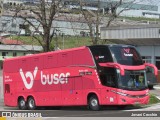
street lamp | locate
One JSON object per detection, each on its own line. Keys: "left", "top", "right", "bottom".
{"left": 62, "top": 33, "right": 65, "bottom": 49}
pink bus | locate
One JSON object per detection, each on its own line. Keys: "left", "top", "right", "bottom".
{"left": 3, "top": 45, "right": 158, "bottom": 110}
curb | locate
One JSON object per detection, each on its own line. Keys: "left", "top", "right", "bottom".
{"left": 154, "top": 86, "right": 160, "bottom": 90}
{"left": 156, "top": 96, "right": 160, "bottom": 100}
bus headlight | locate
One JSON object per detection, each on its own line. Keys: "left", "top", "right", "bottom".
{"left": 116, "top": 92, "right": 128, "bottom": 96}
{"left": 145, "top": 92, "right": 149, "bottom": 96}
{"left": 111, "top": 90, "right": 128, "bottom": 96}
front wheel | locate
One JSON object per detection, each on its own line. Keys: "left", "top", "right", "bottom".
{"left": 88, "top": 95, "right": 100, "bottom": 111}
{"left": 27, "top": 97, "right": 36, "bottom": 110}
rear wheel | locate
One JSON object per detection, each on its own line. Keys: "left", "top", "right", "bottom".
{"left": 88, "top": 95, "right": 100, "bottom": 111}
{"left": 18, "top": 97, "right": 27, "bottom": 110}
{"left": 27, "top": 97, "right": 36, "bottom": 110}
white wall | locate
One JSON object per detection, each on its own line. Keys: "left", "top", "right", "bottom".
{"left": 137, "top": 45, "right": 160, "bottom": 64}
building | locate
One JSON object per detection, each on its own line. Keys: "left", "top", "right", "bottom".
{"left": 3, "top": 0, "right": 160, "bottom": 18}
{"left": 100, "top": 24, "right": 160, "bottom": 83}
{"left": 3, "top": 0, "right": 24, "bottom": 5}
{"left": 117, "top": 1, "right": 160, "bottom": 18}
{"left": 0, "top": 15, "right": 92, "bottom": 36}
{"left": 63, "top": 0, "right": 160, "bottom": 18}
{"left": 0, "top": 44, "right": 42, "bottom": 69}
{"left": 103, "top": 38, "right": 160, "bottom": 83}
{"left": 100, "top": 24, "right": 160, "bottom": 40}
{"left": 0, "top": 37, "right": 24, "bottom": 44}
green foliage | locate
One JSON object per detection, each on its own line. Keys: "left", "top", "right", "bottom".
{"left": 9, "top": 35, "right": 41, "bottom": 45}
{"left": 8, "top": 35, "right": 93, "bottom": 50}
{"left": 58, "top": 36, "right": 92, "bottom": 49}
{"left": 149, "top": 94, "right": 160, "bottom": 105}
{"left": 9, "top": 35, "right": 115, "bottom": 49}
{"left": 120, "top": 16, "right": 160, "bottom": 22}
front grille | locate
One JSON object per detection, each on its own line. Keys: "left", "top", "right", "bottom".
{"left": 128, "top": 94, "right": 147, "bottom": 98}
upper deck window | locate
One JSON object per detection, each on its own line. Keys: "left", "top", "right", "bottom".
{"left": 109, "top": 46, "right": 143, "bottom": 66}
{"left": 89, "top": 46, "right": 113, "bottom": 64}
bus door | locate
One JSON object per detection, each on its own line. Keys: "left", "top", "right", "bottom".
{"left": 74, "top": 77, "right": 83, "bottom": 105}
{"left": 61, "top": 77, "right": 84, "bottom": 105}
{"left": 100, "top": 67, "right": 118, "bottom": 104}
{"left": 61, "top": 77, "right": 75, "bottom": 105}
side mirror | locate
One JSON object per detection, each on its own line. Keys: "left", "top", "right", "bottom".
{"left": 144, "top": 63, "right": 158, "bottom": 76}
{"left": 99, "top": 62, "right": 125, "bottom": 76}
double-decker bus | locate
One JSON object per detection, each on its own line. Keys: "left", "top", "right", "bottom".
{"left": 3, "top": 45, "right": 158, "bottom": 110}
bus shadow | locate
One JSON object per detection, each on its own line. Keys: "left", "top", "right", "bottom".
{"left": 35, "top": 105, "right": 144, "bottom": 111}
{"left": 3, "top": 105, "right": 145, "bottom": 111}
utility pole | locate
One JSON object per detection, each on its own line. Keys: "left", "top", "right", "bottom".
{"left": 62, "top": 33, "right": 64, "bottom": 49}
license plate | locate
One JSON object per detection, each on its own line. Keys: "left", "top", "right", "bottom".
{"left": 134, "top": 102, "right": 140, "bottom": 105}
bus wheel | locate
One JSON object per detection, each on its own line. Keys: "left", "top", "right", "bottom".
{"left": 27, "top": 97, "right": 36, "bottom": 110}
{"left": 88, "top": 95, "right": 100, "bottom": 111}
{"left": 18, "top": 97, "right": 27, "bottom": 110}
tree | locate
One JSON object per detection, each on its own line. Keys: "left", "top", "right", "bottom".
{"left": 78, "top": 0, "right": 135, "bottom": 45}
{"left": 15, "top": 0, "right": 63, "bottom": 52}
{"left": 0, "top": 0, "right": 3, "bottom": 16}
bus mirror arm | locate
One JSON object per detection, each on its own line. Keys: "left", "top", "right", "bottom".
{"left": 144, "top": 63, "right": 158, "bottom": 76}
{"left": 99, "top": 62, "right": 125, "bottom": 76}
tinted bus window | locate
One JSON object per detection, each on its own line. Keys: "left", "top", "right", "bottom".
{"left": 89, "top": 46, "right": 113, "bottom": 64}
{"left": 99, "top": 68, "right": 117, "bottom": 88}
{"left": 109, "top": 46, "right": 143, "bottom": 65}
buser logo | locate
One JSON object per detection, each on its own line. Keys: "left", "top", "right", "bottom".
{"left": 19, "top": 67, "right": 71, "bottom": 89}
{"left": 19, "top": 67, "right": 38, "bottom": 89}
{"left": 123, "top": 48, "right": 130, "bottom": 53}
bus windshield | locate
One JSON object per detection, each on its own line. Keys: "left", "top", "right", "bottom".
{"left": 117, "top": 70, "right": 148, "bottom": 91}
{"left": 109, "top": 46, "right": 143, "bottom": 65}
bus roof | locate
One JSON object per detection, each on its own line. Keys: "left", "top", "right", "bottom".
{"left": 4, "top": 44, "right": 135, "bottom": 62}
{"left": 4, "top": 46, "right": 87, "bottom": 62}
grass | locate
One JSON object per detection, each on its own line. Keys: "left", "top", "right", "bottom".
{"left": 120, "top": 16, "right": 160, "bottom": 22}
{"left": 149, "top": 94, "right": 160, "bottom": 105}
{"left": 9, "top": 35, "right": 92, "bottom": 48}
{"left": 8, "top": 35, "right": 113, "bottom": 50}
{"left": 57, "top": 36, "right": 92, "bottom": 49}
{"left": 9, "top": 35, "right": 41, "bottom": 45}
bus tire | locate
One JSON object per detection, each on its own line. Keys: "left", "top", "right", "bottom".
{"left": 88, "top": 95, "right": 100, "bottom": 111}
{"left": 27, "top": 97, "right": 36, "bottom": 110}
{"left": 18, "top": 97, "right": 27, "bottom": 110}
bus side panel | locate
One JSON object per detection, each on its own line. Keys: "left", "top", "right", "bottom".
{"left": 100, "top": 87, "right": 118, "bottom": 105}
{"left": 32, "top": 78, "right": 62, "bottom": 106}
{"left": 72, "top": 48, "right": 95, "bottom": 66}
{"left": 3, "top": 47, "right": 97, "bottom": 107}
{"left": 3, "top": 79, "right": 17, "bottom": 106}
{"left": 3, "top": 68, "right": 19, "bottom": 106}
{"left": 61, "top": 76, "right": 85, "bottom": 106}
{"left": 74, "top": 77, "right": 84, "bottom": 105}
{"left": 61, "top": 77, "right": 75, "bottom": 105}
{"left": 28, "top": 61, "right": 62, "bottom": 106}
